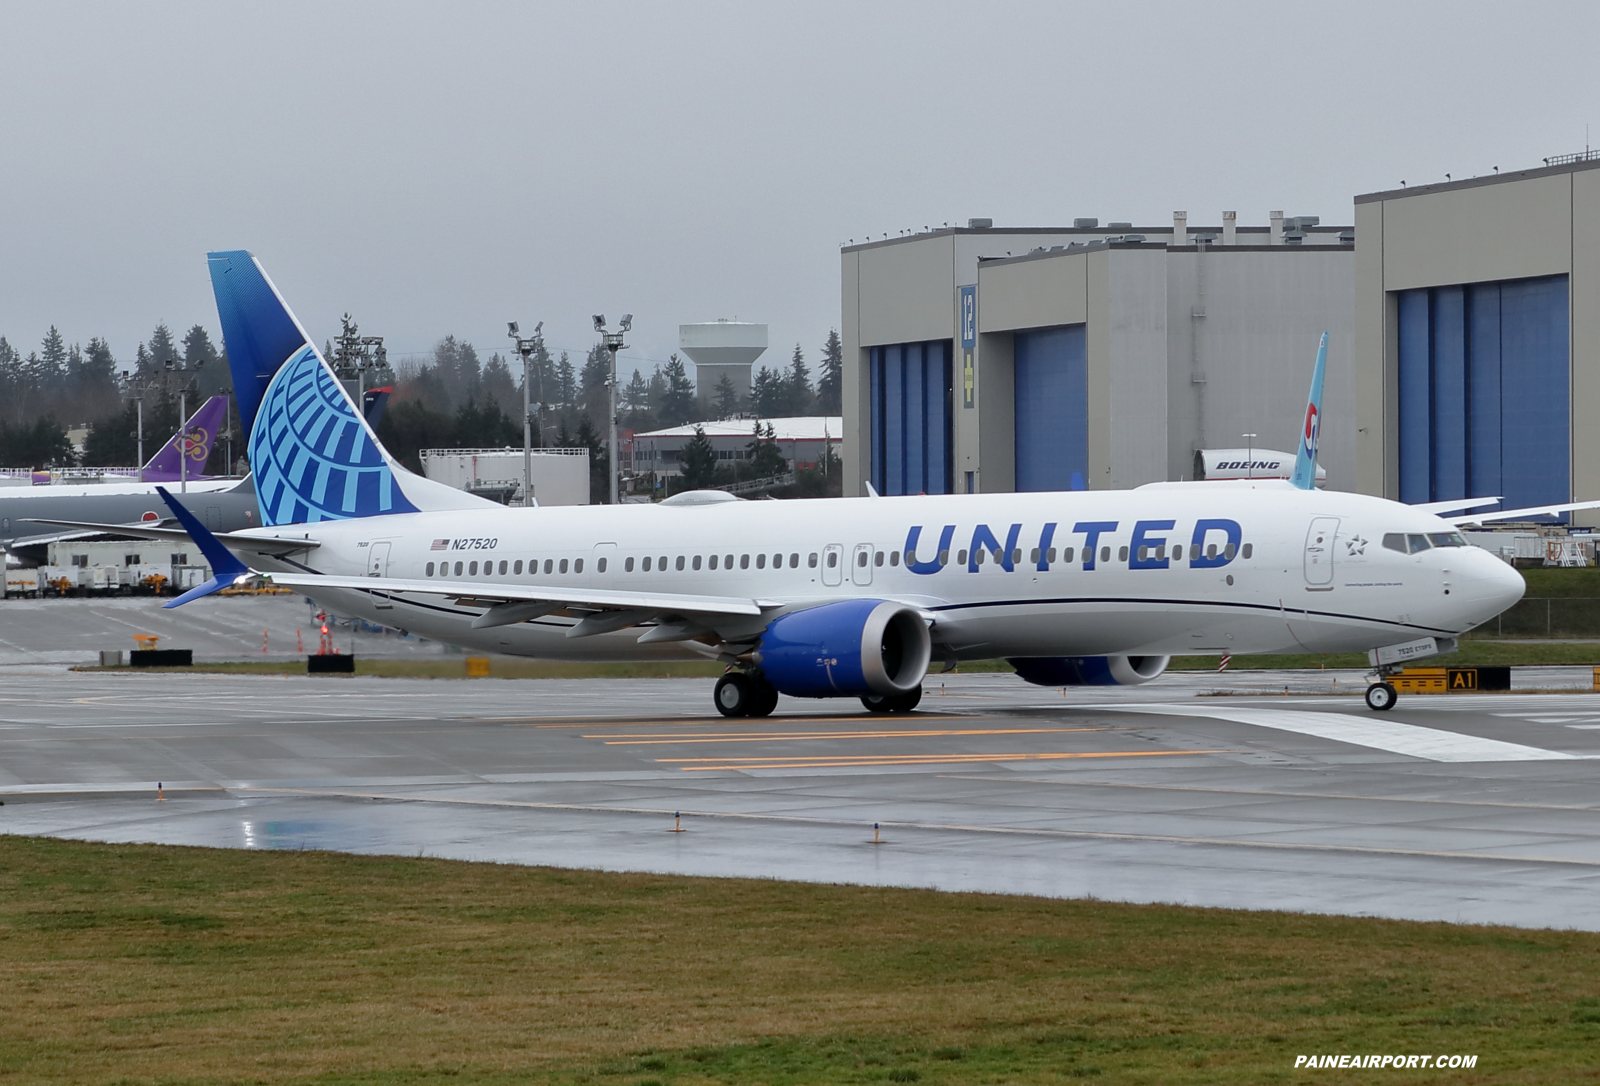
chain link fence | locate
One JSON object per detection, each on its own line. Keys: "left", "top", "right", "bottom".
{"left": 1468, "top": 598, "right": 1600, "bottom": 638}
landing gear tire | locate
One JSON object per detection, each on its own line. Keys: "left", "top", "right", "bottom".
{"left": 861, "top": 687, "right": 923, "bottom": 714}
{"left": 747, "top": 682, "right": 779, "bottom": 718}
{"left": 1365, "top": 682, "right": 1398, "bottom": 711}
{"left": 714, "top": 673, "right": 752, "bottom": 717}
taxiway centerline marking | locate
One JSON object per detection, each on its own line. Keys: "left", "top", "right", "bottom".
{"left": 665, "top": 750, "right": 1230, "bottom": 770}
{"left": 591, "top": 726, "right": 1123, "bottom": 744}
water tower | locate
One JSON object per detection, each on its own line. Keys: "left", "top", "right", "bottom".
{"left": 679, "top": 320, "right": 768, "bottom": 410}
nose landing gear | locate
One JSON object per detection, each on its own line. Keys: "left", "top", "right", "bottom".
{"left": 1364, "top": 681, "right": 1398, "bottom": 711}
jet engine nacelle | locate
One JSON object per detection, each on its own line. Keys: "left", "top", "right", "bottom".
{"left": 756, "top": 599, "right": 932, "bottom": 698}
{"left": 1009, "top": 654, "right": 1170, "bottom": 686}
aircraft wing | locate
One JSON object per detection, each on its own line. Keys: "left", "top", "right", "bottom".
{"left": 26, "top": 518, "right": 321, "bottom": 555}
{"left": 1414, "top": 497, "right": 1502, "bottom": 515}
{"left": 259, "top": 571, "right": 763, "bottom": 635}
{"left": 1448, "top": 499, "right": 1600, "bottom": 526}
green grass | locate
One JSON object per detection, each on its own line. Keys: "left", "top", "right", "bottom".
{"left": 0, "top": 837, "right": 1595, "bottom": 1083}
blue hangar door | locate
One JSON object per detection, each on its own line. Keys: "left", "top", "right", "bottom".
{"left": 1397, "top": 274, "right": 1569, "bottom": 513}
{"left": 869, "top": 340, "right": 952, "bottom": 495}
{"left": 1014, "top": 325, "right": 1088, "bottom": 491}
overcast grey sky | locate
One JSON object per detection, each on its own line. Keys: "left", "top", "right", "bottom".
{"left": 1, "top": 1, "right": 1595, "bottom": 383}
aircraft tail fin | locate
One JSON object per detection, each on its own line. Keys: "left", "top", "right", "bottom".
{"left": 206, "top": 250, "right": 490, "bottom": 527}
{"left": 142, "top": 394, "right": 228, "bottom": 480}
{"left": 1289, "top": 332, "right": 1328, "bottom": 491}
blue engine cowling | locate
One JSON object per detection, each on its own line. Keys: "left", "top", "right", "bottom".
{"left": 756, "top": 599, "right": 932, "bottom": 698}
{"left": 1008, "top": 655, "right": 1170, "bottom": 686}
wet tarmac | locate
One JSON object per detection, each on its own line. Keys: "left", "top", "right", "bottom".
{"left": 4, "top": 665, "right": 1600, "bottom": 930}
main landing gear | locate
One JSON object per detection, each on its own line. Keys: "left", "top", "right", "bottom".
{"left": 861, "top": 688, "right": 922, "bottom": 714}
{"left": 1364, "top": 681, "right": 1398, "bottom": 711}
{"left": 713, "top": 672, "right": 779, "bottom": 718}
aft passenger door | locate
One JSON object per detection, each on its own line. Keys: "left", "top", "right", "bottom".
{"left": 822, "top": 543, "right": 844, "bottom": 586}
{"left": 367, "top": 541, "right": 393, "bottom": 609}
{"left": 1303, "top": 517, "right": 1338, "bottom": 589}
{"left": 851, "top": 543, "right": 873, "bottom": 586}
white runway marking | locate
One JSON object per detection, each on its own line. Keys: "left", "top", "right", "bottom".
{"left": 1092, "top": 704, "right": 1580, "bottom": 762}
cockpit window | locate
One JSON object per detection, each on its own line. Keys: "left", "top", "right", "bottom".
{"left": 1406, "top": 534, "right": 1431, "bottom": 554}
{"left": 1382, "top": 533, "right": 1407, "bottom": 553}
{"left": 1428, "top": 532, "right": 1467, "bottom": 548}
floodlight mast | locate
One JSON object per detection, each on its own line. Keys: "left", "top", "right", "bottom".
{"left": 593, "top": 314, "right": 629, "bottom": 504}
{"left": 508, "top": 320, "right": 545, "bottom": 507}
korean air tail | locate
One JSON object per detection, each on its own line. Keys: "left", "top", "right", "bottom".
{"left": 207, "top": 250, "right": 488, "bottom": 527}
{"left": 141, "top": 394, "right": 228, "bottom": 481}
{"left": 1289, "top": 332, "right": 1328, "bottom": 491}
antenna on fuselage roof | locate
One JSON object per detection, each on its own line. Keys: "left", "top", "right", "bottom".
{"left": 1290, "top": 332, "right": 1329, "bottom": 491}
{"left": 864, "top": 481, "right": 881, "bottom": 498}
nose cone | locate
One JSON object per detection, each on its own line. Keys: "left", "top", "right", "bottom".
{"left": 1462, "top": 547, "right": 1526, "bottom": 615}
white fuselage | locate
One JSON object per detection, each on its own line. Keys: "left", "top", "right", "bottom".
{"left": 241, "top": 482, "right": 1525, "bottom": 663}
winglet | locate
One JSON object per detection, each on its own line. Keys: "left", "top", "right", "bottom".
{"left": 1290, "top": 332, "right": 1328, "bottom": 491}
{"left": 155, "top": 486, "right": 253, "bottom": 608}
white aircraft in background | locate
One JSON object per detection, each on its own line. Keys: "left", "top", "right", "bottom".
{"left": 116, "top": 251, "right": 1574, "bottom": 715}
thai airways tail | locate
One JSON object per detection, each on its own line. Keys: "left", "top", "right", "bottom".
{"left": 1289, "top": 332, "right": 1328, "bottom": 491}
{"left": 206, "top": 250, "right": 489, "bottom": 527}
{"left": 141, "top": 394, "right": 228, "bottom": 481}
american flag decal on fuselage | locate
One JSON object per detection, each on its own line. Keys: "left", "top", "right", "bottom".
{"left": 431, "top": 539, "right": 450, "bottom": 550}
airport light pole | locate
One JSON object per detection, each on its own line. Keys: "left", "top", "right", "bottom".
{"left": 508, "top": 321, "right": 545, "bottom": 507}
{"left": 593, "top": 313, "right": 631, "bottom": 505}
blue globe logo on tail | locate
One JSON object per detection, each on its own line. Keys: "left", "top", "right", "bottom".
{"left": 250, "top": 346, "right": 418, "bottom": 525}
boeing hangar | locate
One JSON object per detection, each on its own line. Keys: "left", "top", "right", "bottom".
{"left": 842, "top": 153, "right": 1600, "bottom": 525}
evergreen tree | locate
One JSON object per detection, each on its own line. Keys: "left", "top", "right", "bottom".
{"left": 679, "top": 425, "right": 718, "bottom": 489}
{"left": 82, "top": 399, "right": 141, "bottom": 466}
{"left": 574, "top": 414, "right": 609, "bottom": 503}
{"left": 816, "top": 328, "right": 843, "bottom": 414}
{"left": 555, "top": 351, "right": 576, "bottom": 409}
{"left": 646, "top": 364, "right": 667, "bottom": 418}
{"left": 658, "top": 355, "right": 695, "bottom": 428}
{"left": 480, "top": 352, "right": 518, "bottom": 415}
{"left": 751, "top": 365, "right": 785, "bottom": 418}
{"left": 146, "top": 322, "right": 180, "bottom": 372}
{"left": 0, "top": 338, "right": 23, "bottom": 424}
{"left": 712, "top": 374, "right": 739, "bottom": 419}
{"left": 0, "top": 416, "right": 74, "bottom": 468}
{"left": 579, "top": 342, "right": 612, "bottom": 424}
{"left": 785, "top": 343, "right": 812, "bottom": 415}
{"left": 183, "top": 325, "right": 218, "bottom": 369}
{"left": 38, "top": 326, "right": 67, "bottom": 395}
{"left": 747, "top": 420, "right": 786, "bottom": 477}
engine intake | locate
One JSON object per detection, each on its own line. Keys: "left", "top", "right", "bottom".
{"left": 756, "top": 599, "right": 932, "bottom": 698}
{"left": 1008, "top": 655, "right": 1170, "bottom": 687}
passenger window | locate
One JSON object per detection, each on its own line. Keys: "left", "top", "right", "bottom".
{"left": 594, "top": 558, "right": 603, "bottom": 573}
{"left": 560, "top": 558, "right": 569, "bottom": 574}
{"left": 544, "top": 559, "right": 554, "bottom": 574}
{"left": 740, "top": 554, "right": 750, "bottom": 569}
{"left": 484, "top": 564, "right": 493, "bottom": 578}
{"left": 426, "top": 562, "right": 435, "bottom": 576}
{"left": 1100, "top": 546, "right": 1110, "bottom": 563}
{"left": 499, "top": 560, "right": 507, "bottom": 575}
{"left": 469, "top": 561, "right": 479, "bottom": 576}
{"left": 1060, "top": 547, "right": 1071, "bottom": 563}
{"left": 1224, "top": 544, "right": 1236, "bottom": 560}
{"left": 1118, "top": 546, "right": 1129, "bottom": 562}
{"left": 791, "top": 553, "right": 800, "bottom": 568}
{"left": 724, "top": 554, "right": 733, "bottom": 567}
{"left": 890, "top": 551, "right": 899, "bottom": 566}
{"left": 1012, "top": 548, "right": 1021, "bottom": 564}
{"left": 1030, "top": 548, "right": 1040, "bottom": 564}
{"left": 827, "top": 552, "right": 838, "bottom": 568}
{"left": 1171, "top": 545, "right": 1182, "bottom": 561}
{"left": 1206, "top": 544, "right": 1217, "bottom": 559}
{"left": 1156, "top": 545, "right": 1166, "bottom": 561}
{"left": 958, "top": 549, "right": 968, "bottom": 565}
{"left": 937, "top": 549, "right": 949, "bottom": 565}
{"left": 1407, "top": 534, "right": 1431, "bottom": 554}
{"left": 874, "top": 551, "right": 884, "bottom": 566}
{"left": 515, "top": 560, "right": 523, "bottom": 575}
{"left": 975, "top": 549, "right": 987, "bottom": 566}
{"left": 1241, "top": 543, "right": 1252, "bottom": 559}
{"left": 808, "top": 553, "right": 818, "bottom": 568}
{"left": 693, "top": 555, "right": 703, "bottom": 570}
{"left": 642, "top": 556, "right": 651, "bottom": 572}
{"left": 625, "top": 557, "right": 634, "bottom": 572}
{"left": 676, "top": 555, "right": 685, "bottom": 571}
{"left": 756, "top": 553, "right": 766, "bottom": 569}
{"left": 1137, "top": 546, "right": 1149, "bottom": 562}
{"left": 856, "top": 551, "right": 868, "bottom": 567}
{"left": 709, "top": 554, "right": 719, "bottom": 570}
{"left": 454, "top": 561, "right": 463, "bottom": 576}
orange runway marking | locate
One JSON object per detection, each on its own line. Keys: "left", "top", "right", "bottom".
{"left": 590, "top": 726, "right": 1123, "bottom": 745}
{"left": 664, "top": 750, "right": 1232, "bottom": 771}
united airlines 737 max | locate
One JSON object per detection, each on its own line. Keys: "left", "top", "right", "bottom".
{"left": 139, "top": 251, "right": 1559, "bottom": 715}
